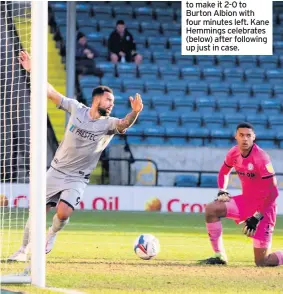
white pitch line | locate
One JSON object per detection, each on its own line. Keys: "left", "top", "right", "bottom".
{"left": 47, "top": 287, "right": 85, "bottom": 294}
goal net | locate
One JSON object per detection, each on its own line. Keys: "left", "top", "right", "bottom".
{"left": 0, "top": 1, "right": 47, "bottom": 286}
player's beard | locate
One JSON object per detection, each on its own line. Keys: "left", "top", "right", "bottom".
{"left": 98, "top": 106, "right": 109, "bottom": 116}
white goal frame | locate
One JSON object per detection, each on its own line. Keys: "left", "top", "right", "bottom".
{"left": 0, "top": 0, "right": 47, "bottom": 287}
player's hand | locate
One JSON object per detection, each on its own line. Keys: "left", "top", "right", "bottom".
{"left": 215, "top": 189, "right": 231, "bottom": 202}
{"left": 130, "top": 93, "right": 143, "bottom": 113}
{"left": 243, "top": 212, "right": 264, "bottom": 237}
{"left": 18, "top": 51, "right": 31, "bottom": 72}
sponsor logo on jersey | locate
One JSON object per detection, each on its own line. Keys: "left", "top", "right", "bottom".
{"left": 265, "top": 163, "right": 274, "bottom": 174}
{"left": 248, "top": 163, "right": 254, "bottom": 170}
{"left": 236, "top": 170, "right": 255, "bottom": 178}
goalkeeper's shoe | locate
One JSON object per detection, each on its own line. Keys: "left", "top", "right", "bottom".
{"left": 45, "top": 227, "right": 57, "bottom": 254}
{"left": 7, "top": 246, "right": 29, "bottom": 262}
{"left": 198, "top": 253, "right": 227, "bottom": 265}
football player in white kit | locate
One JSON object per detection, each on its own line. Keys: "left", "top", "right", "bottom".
{"left": 8, "top": 51, "right": 143, "bottom": 261}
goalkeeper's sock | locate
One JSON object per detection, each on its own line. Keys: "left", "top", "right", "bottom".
{"left": 206, "top": 221, "right": 227, "bottom": 260}
{"left": 21, "top": 217, "right": 30, "bottom": 248}
{"left": 274, "top": 251, "right": 283, "bottom": 265}
{"left": 51, "top": 213, "right": 69, "bottom": 233}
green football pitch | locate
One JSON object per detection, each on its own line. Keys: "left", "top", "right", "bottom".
{"left": 2, "top": 211, "right": 283, "bottom": 293}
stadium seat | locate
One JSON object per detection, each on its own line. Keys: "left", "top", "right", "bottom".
{"left": 203, "top": 113, "right": 224, "bottom": 129}
{"left": 116, "top": 63, "right": 137, "bottom": 78}
{"left": 126, "top": 125, "right": 144, "bottom": 144}
{"left": 134, "top": 7, "right": 153, "bottom": 21}
{"left": 137, "top": 111, "right": 158, "bottom": 126}
{"left": 167, "top": 81, "right": 187, "bottom": 96}
{"left": 258, "top": 55, "right": 279, "bottom": 69}
{"left": 161, "top": 23, "right": 181, "bottom": 37}
{"left": 210, "top": 83, "right": 230, "bottom": 98}
{"left": 138, "top": 64, "right": 158, "bottom": 79}
{"left": 273, "top": 41, "right": 283, "bottom": 54}
{"left": 51, "top": 2, "right": 67, "bottom": 11}
{"left": 202, "top": 68, "right": 223, "bottom": 82}
{"left": 269, "top": 115, "right": 283, "bottom": 131}
{"left": 181, "top": 113, "right": 202, "bottom": 128}
{"left": 181, "top": 67, "right": 201, "bottom": 81}
{"left": 196, "top": 56, "right": 216, "bottom": 67}
{"left": 152, "top": 97, "right": 173, "bottom": 112}
{"left": 217, "top": 99, "right": 238, "bottom": 114}
{"left": 252, "top": 84, "right": 273, "bottom": 99}
{"left": 210, "top": 129, "right": 233, "bottom": 147}
{"left": 273, "top": 85, "right": 283, "bottom": 99}
{"left": 159, "top": 66, "right": 180, "bottom": 80}
{"left": 174, "top": 174, "right": 199, "bottom": 187}
{"left": 79, "top": 76, "right": 100, "bottom": 87}
{"left": 225, "top": 113, "right": 246, "bottom": 129}
{"left": 123, "top": 79, "right": 145, "bottom": 93}
{"left": 152, "top": 52, "right": 173, "bottom": 65}
{"left": 101, "top": 78, "right": 123, "bottom": 92}
{"left": 260, "top": 100, "right": 281, "bottom": 115}
{"left": 159, "top": 112, "right": 180, "bottom": 127}
{"left": 266, "top": 69, "right": 283, "bottom": 85}
{"left": 237, "top": 56, "right": 257, "bottom": 69}
{"left": 147, "top": 36, "right": 167, "bottom": 50}
{"left": 174, "top": 99, "right": 194, "bottom": 113}
{"left": 155, "top": 8, "right": 174, "bottom": 22}
{"left": 145, "top": 81, "right": 166, "bottom": 95}
{"left": 125, "top": 21, "right": 140, "bottom": 35}
{"left": 196, "top": 97, "right": 216, "bottom": 114}
{"left": 165, "top": 127, "right": 188, "bottom": 145}
{"left": 246, "top": 114, "right": 268, "bottom": 130}
{"left": 113, "top": 95, "right": 130, "bottom": 110}
{"left": 188, "top": 128, "right": 210, "bottom": 146}
{"left": 188, "top": 82, "right": 208, "bottom": 97}
{"left": 231, "top": 84, "right": 251, "bottom": 98}
{"left": 216, "top": 56, "right": 236, "bottom": 68}
{"left": 245, "top": 68, "right": 266, "bottom": 84}
{"left": 239, "top": 100, "right": 259, "bottom": 114}
{"left": 140, "top": 21, "right": 160, "bottom": 36}
{"left": 256, "top": 130, "right": 277, "bottom": 148}
{"left": 144, "top": 126, "right": 166, "bottom": 144}
{"left": 276, "top": 131, "right": 283, "bottom": 148}
{"left": 97, "top": 62, "right": 116, "bottom": 77}
{"left": 134, "top": 35, "right": 147, "bottom": 49}
{"left": 174, "top": 53, "right": 194, "bottom": 66}
{"left": 200, "top": 173, "right": 218, "bottom": 188}
{"left": 112, "top": 6, "right": 133, "bottom": 19}
{"left": 224, "top": 68, "right": 244, "bottom": 83}
{"left": 92, "top": 6, "right": 112, "bottom": 20}
{"left": 168, "top": 37, "right": 181, "bottom": 50}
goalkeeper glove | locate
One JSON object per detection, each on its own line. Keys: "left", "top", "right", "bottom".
{"left": 243, "top": 212, "right": 264, "bottom": 237}
{"left": 215, "top": 189, "right": 231, "bottom": 202}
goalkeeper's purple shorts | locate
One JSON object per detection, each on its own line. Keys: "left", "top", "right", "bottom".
{"left": 225, "top": 195, "right": 277, "bottom": 249}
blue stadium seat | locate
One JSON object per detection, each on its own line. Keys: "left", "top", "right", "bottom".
{"left": 203, "top": 112, "right": 224, "bottom": 129}
{"left": 165, "top": 127, "right": 188, "bottom": 145}
{"left": 125, "top": 21, "right": 140, "bottom": 35}
{"left": 161, "top": 23, "right": 181, "bottom": 37}
{"left": 231, "top": 84, "right": 251, "bottom": 98}
{"left": 147, "top": 37, "right": 167, "bottom": 50}
{"left": 167, "top": 81, "right": 187, "bottom": 96}
{"left": 134, "top": 35, "right": 147, "bottom": 49}
{"left": 138, "top": 64, "right": 158, "bottom": 79}
{"left": 217, "top": 99, "right": 238, "bottom": 114}
{"left": 137, "top": 111, "right": 158, "bottom": 126}
{"left": 239, "top": 100, "right": 259, "bottom": 114}
{"left": 110, "top": 136, "right": 124, "bottom": 145}
{"left": 145, "top": 81, "right": 166, "bottom": 95}
{"left": 237, "top": 56, "right": 257, "bottom": 69}
{"left": 97, "top": 62, "right": 116, "bottom": 77}
{"left": 210, "top": 83, "right": 230, "bottom": 98}
{"left": 210, "top": 129, "right": 233, "bottom": 147}
{"left": 196, "top": 98, "right": 216, "bottom": 114}
{"left": 174, "top": 99, "right": 194, "bottom": 113}
{"left": 258, "top": 55, "right": 279, "bottom": 69}
{"left": 159, "top": 66, "right": 180, "bottom": 80}
{"left": 152, "top": 97, "right": 173, "bottom": 112}
{"left": 274, "top": 41, "right": 283, "bottom": 54}
{"left": 79, "top": 76, "right": 100, "bottom": 87}
{"left": 181, "top": 113, "right": 202, "bottom": 128}
{"left": 140, "top": 21, "right": 160, "bottom": 36}
{"left": 112, "top": 7, "right": 133, "bottom": 19}
{"left": 152, "top": 52, "right": 173, "bottom": 65}
{"left": 196, "top": 56, "right": 216, "bottom": 67}
{"left": 112, "top": 108, "right": 128, "bottom": 119}
{"left": 224, "top": 68, "right": 244, "bottom": 83}
{"left": 246, "top": 114, "right": 268, "bottom": 130}
{"left": 202, "top": 68, "right": 223, "bottom": 82}
{"left": 159, "top": 112, "right": 180, "bottom": 127}
{"left": 123, "top": 79, "right": 145, "bottom": 93}
{"left": 252, "top": 85, "right": 273, "bottom": 99}
{"left": 188, "top": 128, "right": 210, "bottom": 146}
{"left": 101, "top": 78, "right": 123, "bottom": 92}
{"left": 82, "top": 88, "right": 93, "bottom": 103}
{"left": 188, "top": 82, "right": 208, "bottom": 97}
{"left": 216, "top": 56, "right": 236, "bottom": 68}
{"left": 269, "top": 115, "right": 283, "bottom": 131}
{"left": 155, "top": 8, "right": 174, "bottom": 22}
{"left": 76, "top": 3, "right": 91, "bottom": 13}
{"left": 260, "top": 100, "right": 281, "bottom": 115}
{"left": 200, "top": 173, "right": 218, "bottom": 188}
{"left": 174, "top": 174, "right": 199, "bottom": 187}
{"left": 168, "top": 37, "right": 181, "bottom": 51}
{"left": 116, "top": 63, "right": 137, "bottom": 78}
{"left": 245, "top": 68, "right": 266, "bottom": 84}
{"left": 181, "top": 67, "right": 201, "bottom": 81}
{"left": 134, "top": 7, "right": 153, "bottom": 21}
{"left": 98, "top": 20, "right": 117, "bottom": 31}
{"left": 92, "top": 6, "right": 112, "bottom": 20}
{"left": 126, "top": 125, "right": 144, "bottom": 144}
{"left": 86, "top": 32, "right": 104, "bottom": 44}
{"left": 225, "top": 113, "right": 246, "bottom": 129}
{"left": 144, "top": 126, "right": 166, "bottom": 144}
{"left": 266, "top": 69, "right": 283, "bottom": 85}
{"left": 273, "top": 85, "right": 283, "bottom": 99}
{"left": 174, "top": 53, "right": 194, "bottom": 66}
{"left": 113, "top": 95, "right": 130, "bottom": 110}
{"left": 256, "top": 130, "right": 277, "bottom": 149}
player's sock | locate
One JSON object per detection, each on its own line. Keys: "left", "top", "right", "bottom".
{"left": 51, "top": 213, "right": 69, "bottom": 233}
{"left": 21, "top": 217, "right": 30, "bottom": 248}
{"left": 274, "top": 251, "right": 283, "bottom": 265}
{"left": 206, "top": 221, "right": 227, "bottom": 260}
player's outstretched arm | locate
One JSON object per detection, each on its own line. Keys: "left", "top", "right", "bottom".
{"left": 19, "top": 51, "right": 62, "bottom": 106}
{"left": 116, "top": 93, "right": 143, "bottom": 133}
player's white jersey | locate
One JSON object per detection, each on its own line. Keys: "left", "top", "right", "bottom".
{"left": 50, "top": 97, "right": 119, "bottom": 178}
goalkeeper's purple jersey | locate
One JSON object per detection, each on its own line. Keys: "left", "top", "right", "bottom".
{"left": 50, "top": 96, "right": 119, "bottom": 178}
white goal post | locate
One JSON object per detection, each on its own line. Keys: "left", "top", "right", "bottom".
{"left": 0, "top": 0, "right": 47, "bottom": 287}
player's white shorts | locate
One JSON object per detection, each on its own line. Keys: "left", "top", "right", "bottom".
{"left": 46, "top": 167, "right": 88, "bottom": 210}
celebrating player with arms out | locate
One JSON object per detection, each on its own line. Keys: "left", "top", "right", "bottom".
{"left": 200, "top": 122, "right": 283, "bottom": 267}
{"left": 9, "top": 51, "right": 143, "bottom": 261}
